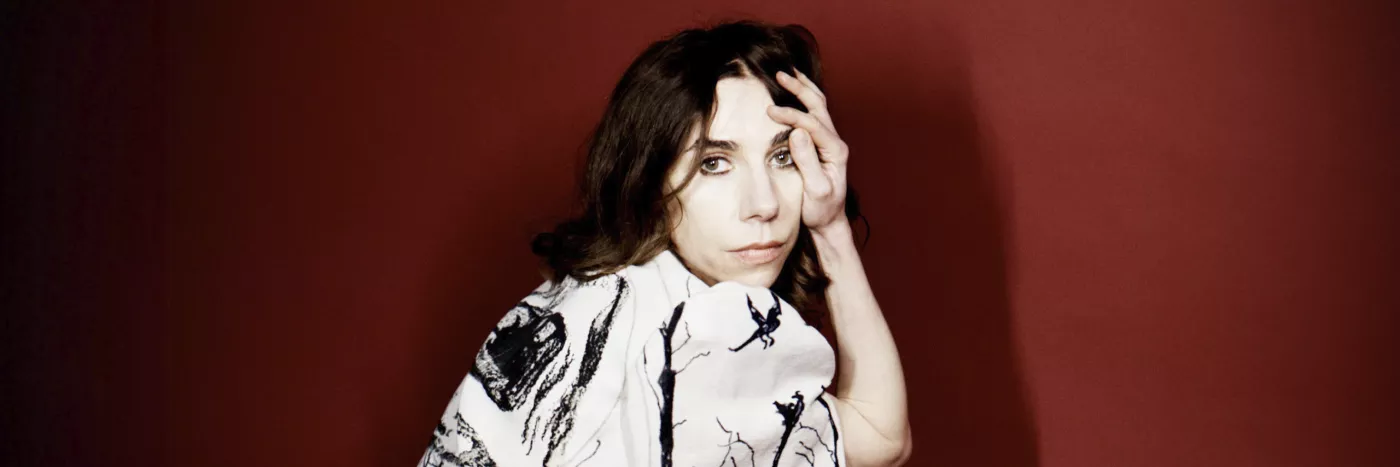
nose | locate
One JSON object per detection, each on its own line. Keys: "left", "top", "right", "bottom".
{"left": 740, "top": 166, "right": 780, "bottom": 222}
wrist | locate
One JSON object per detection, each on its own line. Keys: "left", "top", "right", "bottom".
{"left": 810, "top": 217, "right": 853, "bottom": 244}
{"left": 809, "top": 218, "right": 860, "bottom": 269}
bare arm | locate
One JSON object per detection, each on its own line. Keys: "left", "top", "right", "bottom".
{"left": 813, "top": 219, "right": 912, "bottom": 467}
{"left": 765, "top": 69, "right": 912, "bottom": 466}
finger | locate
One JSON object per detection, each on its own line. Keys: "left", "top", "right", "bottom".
{"left": 788, "top": 128, "right": 833, "bottom": 199}
{"left": 777, "top": 70, "right": 826, "bottom": 104}
{"left": 767, "top": 105, "right": 848, "bottom": 163}
{"left": 776, "top": 71, "right": 831, "bottom": 129}
{"left": 776, "top": 71, "right": 833, "bottom": 130}
{"left": 793, "top": 70, "right": 826, "bottom": 101}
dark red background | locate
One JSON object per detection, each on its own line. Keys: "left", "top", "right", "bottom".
{"left": 6, "top": 0, "right": 1397, "bottom": 466}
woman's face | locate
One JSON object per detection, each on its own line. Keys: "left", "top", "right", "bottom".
{"left": 666, "top": 76, "right": 804, "bottom": 288}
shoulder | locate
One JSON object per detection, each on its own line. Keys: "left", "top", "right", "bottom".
{"left": 523, "top": 273, "right": 632, "bottom": 317}
{"left": 470, "top": 273, "right": 632, "bottom": 411}
{"left": 428, "top": 272, "right": 636, "bottom": 464}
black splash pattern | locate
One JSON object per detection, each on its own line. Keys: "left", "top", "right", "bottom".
{"left": 526, "top": 274, "right": 618, "bottom": 309}
{"left": 575, "top": 439, "right": 604, "bottom": 466}
{"left": 657, "top": 298, "right": 715, "bottom": 467}
{"left": 522, "top": 347, "right": 572, "bottom": 453}
{"left": 539, "top": 277, "right": 629, "bottom": 465}
{"left": 470, "top": 301, "right": 566, "bottom": 411}
{"left": 729, "top": 291, "right": 783, "bottom": 352}
{"left": 657, "top": 301, "right": 686, "bottom": 467}
{"left": 421, "top": 413, "right": 496, "bottom": 467}
{"left": 795, "top": 440, "right": 817, "bottom": 466}
{"left": 814, "top": 392, "right": 841, "bottom": 466}
{"left": 657, "top": 302, "right": 713, "bottom": 466}
{"left": 716, "top": 418, "right": 757, "bottom": 467}
{"left": 786, "top": 386, "right": 840, "bottom": 466}
{"left": 527, "top": 280, "right": 572, "bottom": 310}
{"left": 771, "top": 391, "right": 806, "bottom": 467}
{"left": 793, "top": 421, "right": 838, "bottom": 466}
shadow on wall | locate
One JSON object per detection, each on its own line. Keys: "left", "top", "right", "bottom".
{"left": 833, "top": 23, "right": 1040, "bottom": 466}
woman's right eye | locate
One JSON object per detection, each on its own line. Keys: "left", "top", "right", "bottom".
{"left": 700, "top": 156, "right": 732, "bottom": 175}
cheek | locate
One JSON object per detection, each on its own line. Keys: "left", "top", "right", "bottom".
{"left": 685, "top": 182, "right": 741, "bottom": 223}
{"left": 668, "top": 186, "right": 725, "bottom": 248}
{"left": 777, "top": 172, "right": 805, "bottom": 209}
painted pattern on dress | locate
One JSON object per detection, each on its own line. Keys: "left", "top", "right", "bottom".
{"left": 470, "top": 301, "right": 566, "bottom": 411}
{"left": 421, "top": 250, "right": 843, "bottom": 466}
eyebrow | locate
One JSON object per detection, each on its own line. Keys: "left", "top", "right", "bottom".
{"left": 689, "top": 128, "right": 794, "bottom": 153}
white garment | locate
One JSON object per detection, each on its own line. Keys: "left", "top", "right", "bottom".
{"left": 420, "top": 249, "right": 846, "bottom": 467}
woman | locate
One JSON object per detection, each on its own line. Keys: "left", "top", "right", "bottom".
{"left": 420, "top": 20, "right": 910, "bottom": 467}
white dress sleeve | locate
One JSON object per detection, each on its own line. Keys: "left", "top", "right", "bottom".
{"left": 631, "top": 281, "right": 846, "bottom": 467}
{"left": 418, "top": 249, "right": 846, "bottom": 467}
{"left": 419, "top": 274, "right": 635, "bottom": 467}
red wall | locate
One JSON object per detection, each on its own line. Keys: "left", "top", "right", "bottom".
{"left": 8, "top": 0, "right": 1397, "bottom": 466}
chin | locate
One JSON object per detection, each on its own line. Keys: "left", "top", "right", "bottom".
{"left": 727, "top": 266, "right": 782, "bottom": 289}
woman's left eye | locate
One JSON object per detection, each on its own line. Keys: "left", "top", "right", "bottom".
{"left": 771, "top": 150, "right": 794, "bottom": 168}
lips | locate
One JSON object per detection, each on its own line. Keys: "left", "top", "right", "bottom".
{"left": 732, "top": 241, "right": 785, "bottom": 265}
{"left": 733, "top": 241, "right": 783, "bottom": 251}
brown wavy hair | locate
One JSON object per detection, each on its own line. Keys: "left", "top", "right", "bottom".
{"left": 531, "top": 20, "right": 865, "bottom": 327}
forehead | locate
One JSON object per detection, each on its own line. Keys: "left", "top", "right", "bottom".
{"left": 706, "top": 77, "right": 787, "bottom": 143}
